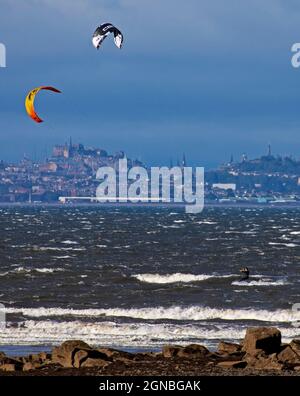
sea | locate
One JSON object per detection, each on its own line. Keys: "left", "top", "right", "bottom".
{"left": 0, "top": 205, "right": 300, "bottom": 356}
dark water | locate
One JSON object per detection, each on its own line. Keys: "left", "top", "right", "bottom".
{"left": 0, "top": 205, "right": 300, "bottom": 353}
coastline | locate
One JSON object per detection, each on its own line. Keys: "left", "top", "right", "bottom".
{"left": 1, "top": 201, "right": 300, "bottom": 209}
{"left": 1, "top": 327, "right": 300, "bottom": 376}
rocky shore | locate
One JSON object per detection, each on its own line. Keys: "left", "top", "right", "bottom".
{"left": 1, "top": 327, "right": 300, "bottom": 376}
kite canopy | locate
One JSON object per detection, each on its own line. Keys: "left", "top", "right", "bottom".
{"left": 25, "top": 86, "right": 61, "bottom": 123}
{"left": 92, "top": 23, "right": 123, "bottom": 50}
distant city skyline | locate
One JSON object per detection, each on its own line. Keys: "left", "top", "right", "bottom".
{"left": 0, "top": 138, "right": 295, "bottom": 170}
{"left": 0, "top": 138, "right": 298, "bottom": 172}
{"left": 1, "top": 137, "right": 300, "bottom": 204}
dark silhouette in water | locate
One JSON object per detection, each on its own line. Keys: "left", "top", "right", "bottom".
{"left": 240, "top": 267, "right": 250, "bottom": 281}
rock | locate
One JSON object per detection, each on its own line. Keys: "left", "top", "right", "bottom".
{"left": 23, "top": 362, "right": 42, "bottom": 371}
{"left": 38, "top": 352, "right": 51, "bottom": 361}
{"left": 28, "top": 354, "right": 40, "bottom": 362}
{"left": 97, "top": 348, "right": 134, "bottom": 361}
{"left": 244, "top": 352, "right": 284, "bottom": 370}
{"left": 23, "top": 362, "right": 34, "bottom": 371}
{"left": 290, "top": 340, "right": 300, "bottom": 356}
{"left": 28, "top": 352, "right": 51, "bottom": 363}
{"left": 218, "top": 342, "right": 242, "bottom": 355}
{"left": 73, "top": 349, "right": 89, "bottom": 369}
{"left": 242, "top": 327, "right": 281, "bottom": 355}
{"left": 162, "top": 345, "right": 184, "bottom": 358}
{"left": 278, "top": 345, "right": 300, "bottom": 364}
{"left": 0, "top": 357, "right": 23, "bottom": 370}
{"left": 243, "top": 351, "right": 263, "bottom": 365}
{"left": 72, "top": 348, "right": 111, "bottom": 368}
{"left": 80, "top": 358, "right": 110, "bottom": 368}
{"left": 52, "top": 340, "right": 91, "bottom": 368}
{"left": 0, "top": 352, "right": 7, "bottom": 365}
{"left": 15, "top": 357, "right": 28, "bottom": 364}
{"left": 217, "top": 361, "right": 247, "bottom": 369}
{"left": 163, "top": 344, "right": 209, "bottom": 359}
{"left": 133, "top": 352, "right": 160, "bottom": 362}
{"left": 0, "top": 364, "right": 17, "bottom": 372}
{"left": 293, "top": 366, "right": 300, "bottom": 371}
{"left": 177, "top": 344, "right": 210, "bottom": 359}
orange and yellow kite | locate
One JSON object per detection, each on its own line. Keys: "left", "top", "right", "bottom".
{"left": 25, "top": 86, "right": 61, "bottom": 123}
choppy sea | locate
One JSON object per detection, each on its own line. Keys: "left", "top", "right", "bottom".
{"left": 0, "top": 205, "right": 300, "bottom": 355}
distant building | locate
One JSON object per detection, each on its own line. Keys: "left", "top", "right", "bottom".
{"left": 39, "top": 162, "right": 58, "bottom": 173}
{"left": 212, "top": 183, "right": 236, "bottom": 191}
{"left": 53, "top": 145, "right": 69, "bottom": 158}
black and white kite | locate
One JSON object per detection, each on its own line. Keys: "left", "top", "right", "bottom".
{"left": 92, "top": 23, "right": 123, "bottom": 50}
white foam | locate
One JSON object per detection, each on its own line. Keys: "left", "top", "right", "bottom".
{"left": 133, "top": 273, "right": 235, "bottom": 284}
{"left": 39, "top": 247, "right": 86, "bottom": 251}
{"left": 3, "top": 305, "right": 300, "bottom": 324}
{"left": 0, "top": 320, "right": 298, "bottom": 348}
{"left": 195, "top": 221, "right": 217, "bottom": 225}
{"left": 0, "top": 267, "right": 65, "bottom": 276}
{"left": 133, "top": 273, "right": 213, "bottom": 284}
{"left": 232, "top": 279, "right": 288, "bottom": 287}
{"left": 35, "top": 268, "right": 65, "bottom": 273}
{"left": 269, "top": 242, "right": 298, "bottom": 247}
{"left": 53, "top": 255, "right": 72, "bottom": 259}
{"left": 61, "top": 240, "right": 78, "bottom": 245}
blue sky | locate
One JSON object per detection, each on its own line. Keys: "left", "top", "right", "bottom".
{"left": 1, "top": 0, "right": 300, "bottom": 167}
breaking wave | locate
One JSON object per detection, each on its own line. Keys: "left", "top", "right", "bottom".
{"left": 0, "top": 319, "right": 299, "bottom": 348}
{"left": 3, "top": 305, "right": 300, "bottom": 324}
{"left": 0, "top": 267, "right": 65, "bottom": 277}
{"left": 132, "top": 273, "right": 235, "bottom": 284}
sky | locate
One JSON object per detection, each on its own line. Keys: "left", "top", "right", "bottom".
{"left": 1, "top": 0, "right": 300, "bottom": 168}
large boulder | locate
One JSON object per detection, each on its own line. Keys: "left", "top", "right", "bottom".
{"left": 218, "top": 342, "right": 242, "bottom": 355}
{"left": 177, "top": 344, "right": 210, "bottom": 359}
{"left": 163, "top": 344, "right": 209, "bottom": 359}
{"left": 242, "top": 327, "right": 281, "bottom": 355}
{"left": 277, "top": 345, "right": 300, "bottom": 365}
{"left": 52, "top": 340, "right": 92, "bottom": 368}
{"left": 73, "top": 350, "right": 90, "bottom": 369}
{"left": 73, "top": 348, "right": 110, "bottom": 368}
{"left": 162, "top": 344, "right": 210, "bottom": 359}
{"left": 162, "top": 345, "right": 184, "bottom": 358}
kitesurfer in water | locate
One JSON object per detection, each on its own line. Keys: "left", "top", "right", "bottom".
{"left": 239, "top": 266, "right": 250, "bottom": 281}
